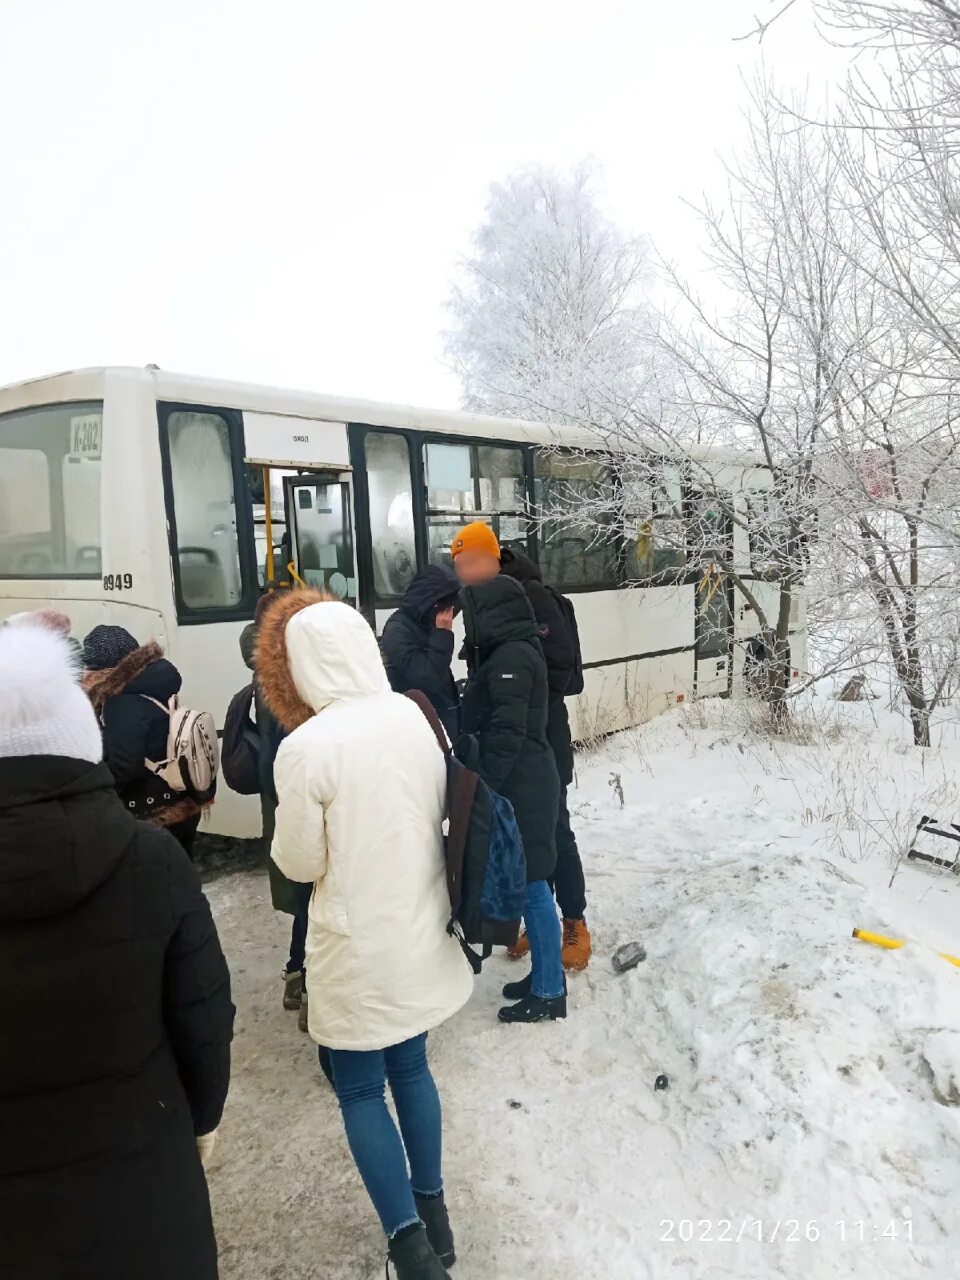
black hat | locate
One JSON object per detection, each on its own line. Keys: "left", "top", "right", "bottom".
{"left": 82, "top": 624, "right": 139, "bottom": 671}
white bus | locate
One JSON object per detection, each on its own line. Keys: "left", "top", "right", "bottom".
{"left": 0, "top": 366, "right": 806, "bottom": 837}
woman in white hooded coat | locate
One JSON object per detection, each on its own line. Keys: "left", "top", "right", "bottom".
{"left": 256, "top": 590, "right": 472, "bottom": 1280}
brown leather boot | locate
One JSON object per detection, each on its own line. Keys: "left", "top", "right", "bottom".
{"left": 506, "top": 930, "right": 529, "bottom": 961}
{"left": 562, "top": 918, "right": 592, "bottom": 971}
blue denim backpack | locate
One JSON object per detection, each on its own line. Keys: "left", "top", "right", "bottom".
{"left": 406, "top": 690, "right": 527, "bottom": 973}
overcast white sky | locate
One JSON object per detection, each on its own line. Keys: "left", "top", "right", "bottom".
{"left": 0, "top": 0, "right": 848, "bottom": 409}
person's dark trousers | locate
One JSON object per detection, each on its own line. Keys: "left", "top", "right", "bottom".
{"left": 287, "top": 909, "right": 308, "bottom": 978}
{"left": 166, "top": 813, "right": 202, "bottom": 860}
{"left": 550, "top": 785, "right": 586, "bottom": 920}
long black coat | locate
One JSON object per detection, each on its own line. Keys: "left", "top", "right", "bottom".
{"left": 499, "top": 548, "right": 578, "bottom": 786}
{"left": 460, "top": 576, "right": 560, "bottom": 883}
{"left": 239, "top": 623, "right": 307, "bottom": 917}
{"left": 239, "top": 622, "right": 286, "bottom": 805}
{"left": 381, "top": 565, "right": 461, "bottom": 742}
{"left": 0, "top": 758, "right": 234, "bottom": 1280}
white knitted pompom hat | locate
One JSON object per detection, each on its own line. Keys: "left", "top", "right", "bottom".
{"left": 0, "top": 623, "right": 103, "bottom": 763}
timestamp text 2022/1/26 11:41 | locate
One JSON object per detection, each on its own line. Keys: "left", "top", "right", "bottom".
{"left": 658, "top": 1219, "right": 914, "bottom": 1245}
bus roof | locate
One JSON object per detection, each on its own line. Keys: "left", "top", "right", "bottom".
{"left": 0, "top": 365, "right": 762, "bottom": 465}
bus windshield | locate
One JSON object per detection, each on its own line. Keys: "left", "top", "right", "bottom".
{"left": 0, "top": 401, "right": 103, "bottom": 579}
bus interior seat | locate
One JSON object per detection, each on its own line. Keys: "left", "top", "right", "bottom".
{"left": 75, "top": 546, "right": 102, "bottom": 574}
{"left": 19, "top": 551, "right": 54, "bottom": 574}
{"left": 178, "top": 546, "right": 226, "bottom": 607}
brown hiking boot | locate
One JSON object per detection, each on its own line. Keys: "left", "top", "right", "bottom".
{"left": 562, "top": 918, "right": 592, "bottom": 971}
{"left": 506, "top": 929, "right": 529, "bottom": 961}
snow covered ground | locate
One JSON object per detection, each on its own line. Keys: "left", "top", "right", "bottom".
{"left": 204, "top": 698, "right": 960, "bottom": 1280}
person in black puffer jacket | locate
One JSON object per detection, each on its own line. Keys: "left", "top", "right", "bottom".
{"left": 381, "top": 565, "right": 461, "bottom": 743}
{"left": 239, "top": 611, "right": 287, "bottom": 845}
{"left": 240, "top": 606, "right": 314, "bottom": 1032}
{"left": 499, "top": 547, "right": 592, "bottom": 970}
{"left": 240, "top": 600, "right": 332, "bottom": 1082}
{"left": 457, "top": 564, "right": 565, "bottom": 1025}
{"left": 82, "top": 625, "right": 202, "bottom": 856}
{"left": 0, "top": 622, "right": 234, "bottom": 1280}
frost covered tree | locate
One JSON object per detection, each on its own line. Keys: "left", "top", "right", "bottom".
{"left": 813, "top": 0, "right": 960, "bottom": 742}
{"left": 445, "top": 164, "right": 655, "bottom": 426}
{"left": 554, "top": 92, "right": 852, "bottom": 725}
{"left": 813, "top": 346, "right": 960, "bottom": 746}
{"left": 820, "top": 0, "right": 960, "bottom": 48}
{"left": 821, "top": 1, "right": 960, "bottom": 376}
{"left": 738, "top": 0, "right": 960, "bottom": 46}
{"left": 733, "top": 2, "right": 960, "bottom": 741}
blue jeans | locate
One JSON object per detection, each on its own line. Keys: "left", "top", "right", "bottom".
{"left": 328, "top": 1033, "right": 443, "bottom": 1238}
{"left": 525, "top": 878, "right": 564, "bottom": 999}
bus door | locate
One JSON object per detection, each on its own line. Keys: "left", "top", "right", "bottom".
{"left": 692, "top": 496, "right": 734, "bottom": 697}
{"left": 695, "top": 565, "right": 734, "bottom": 697}
{"left": 282, "top": 472, "right": 357, "bottom": 605}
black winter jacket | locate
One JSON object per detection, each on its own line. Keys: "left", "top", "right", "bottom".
{"left": 239, "top": 624, "right": 308, "bottom": 917}
{"left": 460, "top": 576, "right": 560, "bottom": 883}
{"left": 239, "top": 622, "right": 286, "bottom": 805}
{"left": 499, "top": 548, "right": 578, "bottom": 786}
{"left": 382, "top": 565, "right": 461, "bottom": 742}
{"left": 0, "top": 757, "right": 234, "bottom": 1280}
{"left": 84, "top": 642, "right": 199, "bottom": 826}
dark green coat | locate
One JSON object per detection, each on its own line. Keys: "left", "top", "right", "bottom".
{"left": 460, "top": 576, "right": 560, "bottom": 883}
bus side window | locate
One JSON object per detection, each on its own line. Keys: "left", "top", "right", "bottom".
{"left": 478, "top": 445, "right": 526, "bottom": 558}
{"left": 364, "top": 432, "right": 416, "bottom": 598}
{"left": 423, "top": 440, "right": 527, "bottom": 566}
{"left": 164, "top": 411, "right": 244, "bottom": 610}
{"left": 533, "top": 450, "right": 619, "bottom": 590}
{"left": 622, "top": 462, "right": 686, "bottom": 582}
{"left": 0, "top": 402, "right": 103, "bottom": 580}
{"left": 424, "top": 441, "right": 475, "bottom": 566}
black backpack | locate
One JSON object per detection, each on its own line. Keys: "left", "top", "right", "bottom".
{"left": 220, "top": 683, "right": 261, "bottom": 796}
{"left": 406, "top": 690, "right": 527, "bottom": 973}
{"left": 547, "top": 586, "right": 584, "bottom": 696}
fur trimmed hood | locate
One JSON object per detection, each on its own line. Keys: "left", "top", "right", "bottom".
{"left": 83, "top": 642, "right": 165, "bottom": 710}
{"left": 255, "top": 590, "right": 389, "bottom": 732}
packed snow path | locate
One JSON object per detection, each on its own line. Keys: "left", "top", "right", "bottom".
{"left": 205, "top": 705, "right": 960, "bottom": 1279}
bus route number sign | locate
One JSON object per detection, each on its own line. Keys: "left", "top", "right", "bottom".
{"left": 70, "top": 413, "right": 102, "bottom": 458}
{"left": 103, "top": 573, "right": 133, "bottom": 592}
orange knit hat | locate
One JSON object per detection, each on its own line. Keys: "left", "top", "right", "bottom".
{"left": 450, "top": 521, "right": 501, "bottom": 560}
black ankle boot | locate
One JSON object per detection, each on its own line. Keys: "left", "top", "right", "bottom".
{"left": 387, "top": 1224, "right": 448, "bottom": 1278}
{"left": 502, "top": 972, "right": 568, "bottom": 1001}
{"left": 502, "top": 972, "right": 532, "bottom": 1000}
{"left": 414, "top": 1192, "right": 455, "bottom": 1268}
{"left": 498, "top": 991, "right": 567, "bottom": 1023}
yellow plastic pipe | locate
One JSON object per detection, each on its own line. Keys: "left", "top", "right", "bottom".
{"left": 853, "top": 927, "right": 960, "bottom": 969}
{"left": 852, "top": 928, "right": 902, "bottom": 950}
{"left": 263, "top": 466, "right": 275, "bottom": 585}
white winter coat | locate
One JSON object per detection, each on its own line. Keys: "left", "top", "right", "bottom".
{"left": 270, "top": 601, "right": 473, "bottom": 1051}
